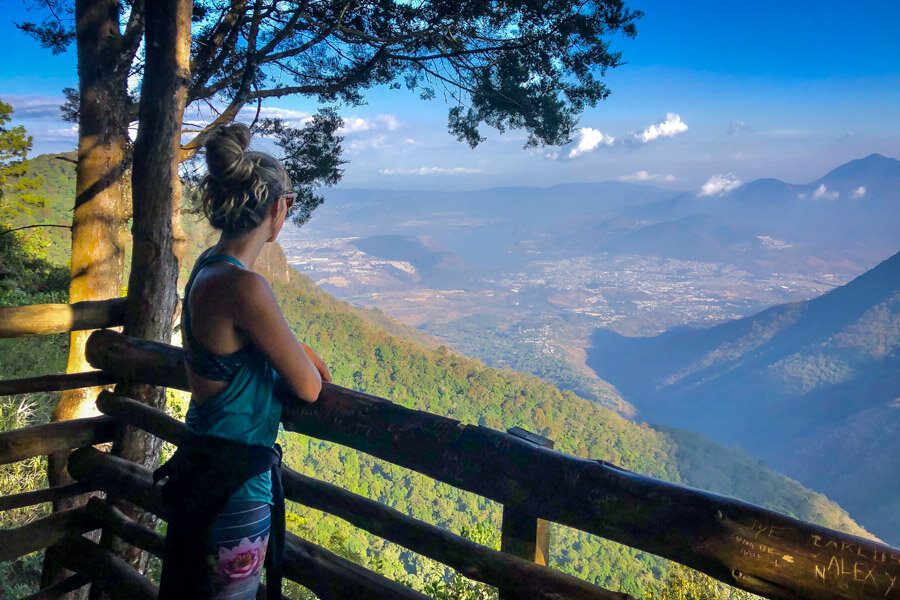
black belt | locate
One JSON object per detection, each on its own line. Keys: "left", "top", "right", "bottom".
{"left": 154, "top": 433, "right": 284, "bottom": 600}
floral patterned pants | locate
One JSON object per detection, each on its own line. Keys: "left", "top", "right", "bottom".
{"left": 205, "top": 500, "right": 271, "bottom": 599}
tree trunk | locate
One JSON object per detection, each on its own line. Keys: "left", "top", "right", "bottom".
{"left": 110, "top": 0, "right": 193, "bottom": 573}
{"left": 44, "top": 0, "right": 130, "bottom": 591}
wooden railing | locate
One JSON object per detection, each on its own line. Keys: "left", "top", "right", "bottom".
{"left": 0, "top": 303, "right": 898, "bottom": 600}
{"left": 86, "top": 330, "right": 900, "bottom": 600}
{"left": 0, "top": 299, "right": 127, "bottom": 338}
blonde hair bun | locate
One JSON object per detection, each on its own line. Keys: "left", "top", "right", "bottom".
{"left": 198, "top": 122, "right": 293, "bottom": 236}
{"left": 204, "top": 123, "right": 254, "bottom": 184}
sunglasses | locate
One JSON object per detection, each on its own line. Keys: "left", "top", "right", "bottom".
{"left": 279, "top": 192, "right": 297, "bottom": 210}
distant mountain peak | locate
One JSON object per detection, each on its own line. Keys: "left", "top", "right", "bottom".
{"left": 860, "top": 152, "right": 891, "bottom": 162}
{"left": 813, "top": 153, "right": 900, "bottom": 188}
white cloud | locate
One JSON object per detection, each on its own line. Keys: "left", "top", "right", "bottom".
{"left": 42, "top": 126, "right": 79, "bottom": 142}
{"left": 348, "top": 135, "right": 390, "bottom": 151}
{"left": 698, "top": 173, "right": 742, "bottom": 197}
{"left": 633, "top": 113, "right": 688, "bottom": 143}
{"left": 852, "top": 186, "right": 866, "bottom": 198}
{"left": 813, "top": 184, "right": 839, "bottom": 199}
{"left": 619, "top": 170, "right": 676, "bottom": 183}
{"left": 380, "top": 166, "right": 484, "bottom": 175}
{"left": 237, "top": 106, "right": 313, "bottom": 128}
{"left": 378, "top": 114, "right": 400, "bottom": 131}
{"left": 339, "top": 114, "right": 400, "bottom": 134}
{"left": 341, "top": 117, "right": 374, "bottom": 133}
{"left": 567, "top": 127, "right": 615, "bottom": 158}
{"left": 182, "top": 106, "right": 401, "bottom": 136}
{"left": 726, "top": 120, "right": 751, "bottom": 136}
{"left": 7, "top": 95, "right": 65, "bottom": 120}
{"left": 537, "top": 148, "right": 560, "bottom": 160}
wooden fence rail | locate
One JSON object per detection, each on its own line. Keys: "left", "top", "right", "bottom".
{"left": 66, "top": 448, "right": 432, "bottom": 600}
{"left": 56, "top": 535, "right": 158, "bottom": 600}
{"left": 0, "top": 480, "right": 96, "bottom": 511}
{"left": 0, "top": 506, "right": 99, "bottom": 562}
{"left": 0, "top": 416, "right": 117, "bottom": 465}
{"left": 0, "top": 298, "right": 126, "bottom": 338}
{"left": 85, "top": 329, "right": 900, "bottom": 600}
{"left": 19, "top": 574, "right": 90, "bottom": 600}
{"left": 0, "top": 371, "right": 116, "bottom": 396}
{"left": 95, "top": 391, "right": 630, "bottom": 600}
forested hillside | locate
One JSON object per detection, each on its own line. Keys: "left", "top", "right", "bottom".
{"left": 1, "top": 154, "right": 875, "bottom": 599}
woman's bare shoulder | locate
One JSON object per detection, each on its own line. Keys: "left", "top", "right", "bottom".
{"left": 190, "top": 261, "right": 268, "bottom": 308}
{"left": 195, "top": 265, "right": 274, "bottom": 315}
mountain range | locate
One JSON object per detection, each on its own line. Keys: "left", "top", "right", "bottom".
{"left": 308, "top": 153, "right": 900, "bottom": 278}
{"left": 532, "top": 154, "right": 900, "bottom": 275}
{"left": 588, "top": 251, "right": 900, "bottom": 543}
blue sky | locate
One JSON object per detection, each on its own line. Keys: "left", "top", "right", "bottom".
{"left": 2, "top": 0, "right": 899, "bottom": 191}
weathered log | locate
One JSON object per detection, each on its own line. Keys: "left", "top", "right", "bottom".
{"left": 0, "top": 481, "right": 96, "bottom": 511}
{"left": 55, "top": 536, "right": 158, "bottom": 600}
{"left": 86, "top": 331, "right": 900, "bottom": 600}
{"left": 67, "top": 448, "right": 167, "bottom": 519}
{"left": 97, "top": 391, "right": 185, "bottom": 445}
{"left": 87, "top": 329, "right": 186, "bottom": 388}
{"left": 0, "top": 416, "right": 117, "bottom": 465}
{"left": 0, "top": 372, "right": 116, "bottom": 396}
{"left": 282, "top": 461, "right": 630, "bottom": 600}
{"left": 0, "top": 507, "right": 99, "bottom": 561}
{"left": 84, "top": 497, "right": 165, "bottom": 558}
{"left": 0, "top": 299, "right": 126, "bottom": 338}
{"left": 284, "top": 530, "right": 430, "bottom": 600}
{"left": 19, "top": 574, "right": 90, "bottom": 600}
{"left": 94, "top": 392, "right": 630, "bottom": 600}
{"left": 69, "top": 447, "right": 428, "bottom": 600}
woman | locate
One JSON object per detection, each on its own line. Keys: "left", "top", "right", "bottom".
{"left": 155, "top": 123, "right": 330, "bottom": 600}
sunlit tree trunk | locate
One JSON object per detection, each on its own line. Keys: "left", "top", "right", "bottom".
{"left": 43, "top": 0, "right": 131, "bottom": 592}
{"left": 109, "top": 0, "right": 193, "bottom": 573}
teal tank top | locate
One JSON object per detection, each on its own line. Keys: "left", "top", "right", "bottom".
{"left": 183, "top": 253, "right": 283, "bottom": 505}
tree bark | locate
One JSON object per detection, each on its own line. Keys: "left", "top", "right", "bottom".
{"left": 44, "top": 1, "right": 131, "bottom": 591}
{"left": 110, "top": 0, "right": 193, "bottom": 573}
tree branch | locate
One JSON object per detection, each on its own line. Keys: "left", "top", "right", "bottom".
{"left": 0, "top": 224, "right": 72, "bottom": 236}
{"left": 117, "top": 0, "right": 145, "bottom": 75}
{"left": 189, "top": 2, "right": 248, "bottom": 94}
{"left": 250, "top": 44, "right": 389, "bottom": 101}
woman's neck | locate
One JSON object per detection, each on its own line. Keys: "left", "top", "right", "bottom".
{"left": 214, "top": 231, "right": 268, "bottom": 269}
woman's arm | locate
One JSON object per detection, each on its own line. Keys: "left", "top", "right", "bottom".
{"left": 232, "top": 270, "right": 323, "bottom": 402}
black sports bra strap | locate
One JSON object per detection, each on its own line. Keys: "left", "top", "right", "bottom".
{"left": 183, "top": 250, "right": 251, "bottom": 381}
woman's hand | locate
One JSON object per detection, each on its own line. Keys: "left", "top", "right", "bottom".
{"left": 301, "top": 343, "right": 332, "bottom": 383}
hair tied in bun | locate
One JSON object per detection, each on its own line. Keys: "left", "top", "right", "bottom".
{"left": 205, "top": 123, "right": 255, "bottom": 184}
{"left": 214, "top": 123, "right": 252, "bottom": 151}
{"left": 198, "top": 122, "right": 293, "bottom": 237}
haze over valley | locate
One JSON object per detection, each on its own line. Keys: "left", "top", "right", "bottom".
{"left": 280, "top": 154, "right": 899, "bottom": 408}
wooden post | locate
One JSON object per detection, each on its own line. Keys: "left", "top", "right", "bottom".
{"left": 499, "top": 427, "right": 554, "bottom": 599}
